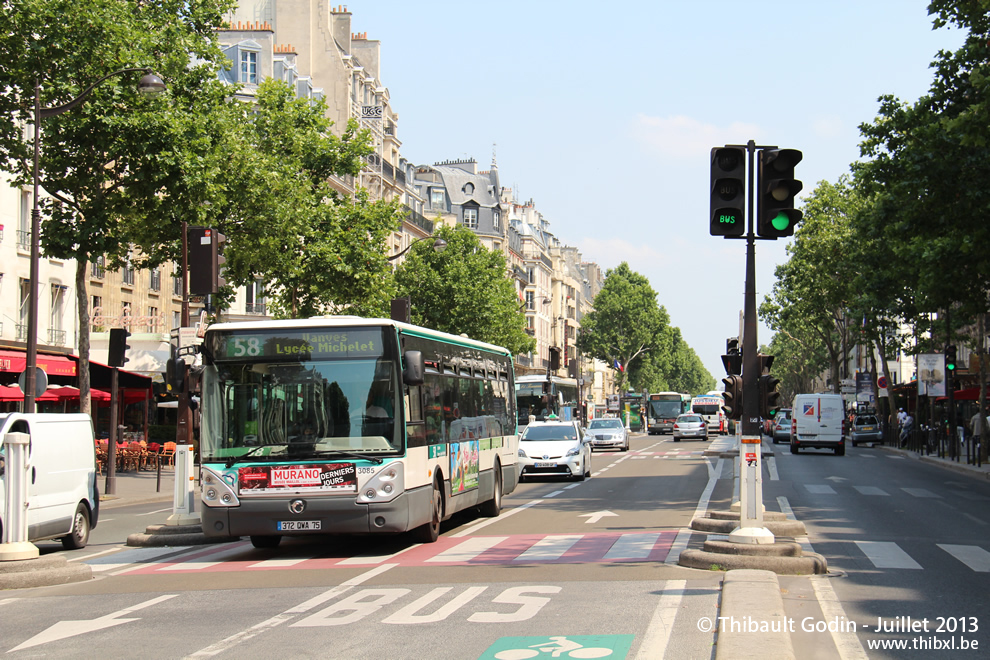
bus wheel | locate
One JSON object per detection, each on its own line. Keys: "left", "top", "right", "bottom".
{"left": 414, "top": 478, "right": 443, "bottom": 543}
{"left": 480, "top": 462, "right": 502, "bottom": 517}
{"left": 250, "top": 535, "right": 281, "bottom": 549}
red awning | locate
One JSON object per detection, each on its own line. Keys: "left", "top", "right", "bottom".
{"left": 0, "top": 384, "right": 24, "bottom": 401}
{"left": 0, "top": 349, "right": 77, "bottom": 376}
{"left": 936, "top": 387, "right": 980, "bottom": 402}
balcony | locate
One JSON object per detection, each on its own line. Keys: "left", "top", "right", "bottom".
{"left": 245, "top": 302, "right": 267, "bottom": 315}
{"left": 16, "top": 323, "right": 27, "bottom": 341}
{"left": 17, "top": 230, "right": 31, "bottom": 250}
{"left": 405, "top": 207, "right": 434, "bottom": 234}
{"left": 47, "top": 329, "right": 66, "bottom": 346}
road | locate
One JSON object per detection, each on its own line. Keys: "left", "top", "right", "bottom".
{"left": 1, "top": 432, "right": 988, "bottom": 658}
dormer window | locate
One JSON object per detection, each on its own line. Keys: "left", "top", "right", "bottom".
{"left": 463, "top": 182, "right": 475, "bottom": 195}
{"left": 241, "top": 49, "right": 258, "bottom": 84}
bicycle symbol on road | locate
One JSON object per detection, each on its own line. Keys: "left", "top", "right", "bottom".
{"left": 483, "top": 635, "right": 633, "bottom": 660}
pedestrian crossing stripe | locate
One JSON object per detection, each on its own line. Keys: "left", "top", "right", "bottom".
{"left": 104, "top": 531, "right": 679, "bottom": 576}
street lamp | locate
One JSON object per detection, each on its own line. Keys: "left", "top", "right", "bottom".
{"left": 24, "top": 68, "right": 166, "bottom": 413}
{"left": 386, "top": 236, "right": 447, "bottom": 261}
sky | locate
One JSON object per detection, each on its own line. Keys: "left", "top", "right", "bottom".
{"left": 341, "top": 0, "right": 965, "bottom": 384}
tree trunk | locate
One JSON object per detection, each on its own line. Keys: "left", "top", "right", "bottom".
{"left": 979, "top": 313, "right": 987, "bottom": 460}
{"left": 873, "top": 334, "right": 898, "bottom": 434}
{"left": 76, "top": 258, "right": 91, "bottom": 416}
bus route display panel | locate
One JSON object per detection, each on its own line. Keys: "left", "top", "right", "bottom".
{"left": 209, "top": 327, "right": 389, "bottom": 362}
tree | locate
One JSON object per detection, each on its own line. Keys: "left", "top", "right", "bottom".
{"left": 576, "top": 262, "right": 669, "bottom": 392}
{"left": 394, "top": 224, "right": 535, "bottom": 356}
{"left": 0, "top": 0, "right": 236, "bottom": 412}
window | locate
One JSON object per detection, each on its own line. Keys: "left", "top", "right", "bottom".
{"left": 91, "top": 256, "right": 105, "bottom": 279}
{"left": 463, "top": 207, "right": 478, "bottom": 229}
{"left": 525, "top": 291, "right": 534, "bottom": 311}
{"left": 493, "top": 210, "right": 500, "bottom": 231}
{"left": 150, "top": 268, "right": 161, "bottom": 291}
{"left": 17, "top": 191, "right": 30, "bottom": 249}
{"left": 18, "top": 278, "right": 30, "bottom": 324}
{"left": 430, "top": 189, "right": 445, "bottom": 211}
{"left": 246, "top": 280, "right": 266, "bottom": 315}
{"left": 92, "top": 295, "right": 104, "bottom": 332}
{"left": 122, "top": 261, "right": 135, "bottom": 286}
{"left": 528, "top": 267, "right": 535, "bottom": 284}
{"left": 148, "top": 306, "right": 159, "bottom": 330}
{"left": 240, "top": 50, "right": 258, "bottom": 84}
{"left": 172, "top": 311, "right": 181, "bottom": 330}
{"left": 173, "top": 264, "right": 183, "bottom": 296}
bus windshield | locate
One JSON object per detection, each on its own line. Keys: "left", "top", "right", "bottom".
{"left": 649, "top": 399, "right": 683, "bottom": 419}
{"left": 201, "top": 327, "right": 401, "bottom": 462}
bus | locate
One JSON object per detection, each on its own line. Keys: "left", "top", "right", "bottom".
{"left": 197, "top": 317, "right": 519, "bottom": 547}
{"left": 620, "top": 393, "right": 646, "bottom": 432}
{"left": 515, "top": 375, "right": 579, "bottom": 427}
{"left": 646, "top": 392, "right": 692, "bottom": 435}
{"left": 691, "top": 393, "right": 727, "bottom": 435}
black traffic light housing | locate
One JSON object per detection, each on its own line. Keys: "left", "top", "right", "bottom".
{"left": 165, "top": 357, "right": 187, "bottom": 393}
{"left": 188, "top": 226, "right": 227, "bottom": 295}
{"left": 759, "top": 374, "right": 782, "bottom": 419}
{"left": 108, "top": 328, "right": 130, "bottom": 368}
{"left": 945, "top": 344, "right": 957, "bottom": 373}
{"left": 757, "top": 149, "right": 803, "bottom": 238}
{"left": 710, "top": 147, "right": 746, "bottom": 237}
{"left": 722, "top": 374, "right": 743, "bottom": 420}
{"left": 549, "top": 346, "right": 561, "bottom": 371}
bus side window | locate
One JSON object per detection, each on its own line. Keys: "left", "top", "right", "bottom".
{"left": 405, "top": 385, "right": 427, "bottom": 447}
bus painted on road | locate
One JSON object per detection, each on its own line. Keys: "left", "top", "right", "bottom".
{"left": 646, "top": 392, "right": 692, "bottom": 435}
{"left": 515, "top": 375, "right": 579, "bottom": 427}
{"left": 198, "top": 317, "right": 518, "bottom": 547}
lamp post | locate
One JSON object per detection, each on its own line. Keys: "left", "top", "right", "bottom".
{"left": 24, "top": 69, "right": 165, "bottom": 413}
{"left": 386, "top": 236, "right": 447, "bottom": 261}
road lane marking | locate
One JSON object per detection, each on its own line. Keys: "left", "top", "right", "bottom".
{"left": 854, "top": 541, "right": 922, "bottom": 569}
{"left": 159, "top": 542, "right": 252, "bottom": 572}
{"left": 187, "top": 564, "right": 397, "bottom": 657}
{"left": 777, "top": 496, "right": 816, "bottom": 555}
{"left": 938, "top": 544, "right": 990, "bottom": 572}
{"left": 451, "top": 499, "right": 543, "bottom": 537}
{"left": 513, "top": 535, "right": 582, "bottom": 561}
{"left": 0, "top": 598, "right": 20, "bottom": 607}
{"left": 544, "top": 490, "right": 564, "bottom": 498}
{"left": 805, "top": 484, "right": 837, "bottom": 494}
{"left": 426, "top": 536, "right": 508, "bottom": 563}
{"left": 137, "top": 507, "right": 173, "bottom": 516}
{"left": 766, "top": 456, "right": 779, "bottom": 480}
{"left": 336, "top": 544, "right": 418, "bottom": 565}
{"left": 853, "top": 486, "right": 888, "bottom": 496}
{"left": 902, "top": 487, "right": 939, "bottom": 498}
{"left": 666, "top": 457, "right": 723, "bottom": 564}
{"left": 603, "top": 533, "right": 661, "bottom": 560}
{"left": 635, "top": 580, "right": 686, "bottom": 660}
{"left": 810, "top": 577, "right": 869, "bottom": 659}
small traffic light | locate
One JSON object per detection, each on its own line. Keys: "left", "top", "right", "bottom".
{"left": 945, "top": 345, "right": 957, "bottom": 373}
{"left": 726, "top": 337, "right": 740, "bottom": 354}
{"left": 722, "top": 374, "right": 743, "bottom": 420}
{"left": 165, "top": 357, "right": 187, "bottom": 392}
{"left": 759, "top": 374, "right": 782, "bottom": 419}
{"left": 188, "top": 226, "right": 227, "bottom": 295}
{"left": 108, "top": 328, "right": 130, "bottom": 368}
{"left": 710, "top": 147, "right": 746, "bottom": 237}
{"left": 757, "top": 149, "right": 803, "bottom": 238}
{"left": 549, "top": 346, "right": 561, "bottom": 371}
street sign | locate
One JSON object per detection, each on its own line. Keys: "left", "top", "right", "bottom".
{"left": 877, "top": 375, "right": 888, "bottom": 389}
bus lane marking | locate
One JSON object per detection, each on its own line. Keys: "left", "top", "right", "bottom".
{"left": 451, "top": 499, "right": 543, "bottom": 537}
{"left": 426, "top": 536, "right": 508, "bottom": 563}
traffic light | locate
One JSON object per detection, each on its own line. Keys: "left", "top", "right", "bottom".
{"left": 108, "top": 328, "right": 130, "bottom": 368}
{"left": 165, "top": 357, "right": 187, "bottom": 393}
{"left": 188, "top": 226, "right": 227, "bottom": 295}
{"left": 722, "top": 374, "right": 743, "bottom": 420}
{"left": 759, "top": 374, "right": 782, "bottom": 419}
{"left": 945, "top": 345, "right": 957, "bottom": 373}
{"left": 549, "top": 346, "right": 561, "bottom": 371}
{"left": 757, "top": 148, "right": 803, "bottom": 238}
{"left": 710, "top": 147, "right": 746, "bottom": 237}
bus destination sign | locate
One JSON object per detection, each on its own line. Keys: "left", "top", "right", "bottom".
{"left": 211, "top": 328, "right": 385, "bottom": 361}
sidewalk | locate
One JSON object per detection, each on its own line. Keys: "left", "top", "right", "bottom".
{"left": 877, "top": 444, "right": 990, "bottom": 480}
{"left": 98, "top": 467, "right": 175, "bottom": 509}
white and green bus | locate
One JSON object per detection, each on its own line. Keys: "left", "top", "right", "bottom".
{"left": 198, "top": 317, "right": 518, "bottom": 548}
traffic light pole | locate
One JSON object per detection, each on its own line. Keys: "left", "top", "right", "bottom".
{"left": 176, "top": 222, "right": 193, "bottom": 448}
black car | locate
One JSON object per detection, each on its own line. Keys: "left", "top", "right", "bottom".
{"left": 850, "top": 414, "right": 883, "bottom": 446}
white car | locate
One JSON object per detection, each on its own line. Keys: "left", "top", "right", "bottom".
{"left": 517, "top": 420, "right": 592, "bottom": 481}
{"left": 672, "top": 413, "right": 708, "bottom": 441}
{"left": 587, "top": 418, "right": 629, "bottom": 451}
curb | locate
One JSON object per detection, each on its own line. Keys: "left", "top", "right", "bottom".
{"left": 127, "top": 524, "right": 238, "bottom": 547}
{"left": 877, "top": 446, "right": 990, "bottom": 481}
{"left": 0, "top": 554, "right": 93, "bottom": 590}
{"left": 715, "top": 569, "right": 795, "bottom": 659}
{"left": 679, "top": 548, "right": 827, "bottom": 575}
{"left": 690, "top": 517, "right": 808, "bottom": 537}
{"left": 100, "top": 494, "right": 173, "bottom": 510}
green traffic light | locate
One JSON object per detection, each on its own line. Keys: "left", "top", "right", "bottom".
{"left": 771, "top": 212, "right": 790, "bottom": 231}
{"left": 947, "top": 363, "right": 956, "bottom": 371}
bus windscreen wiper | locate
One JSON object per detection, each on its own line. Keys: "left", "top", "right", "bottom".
{"left": 311, "top": 449, "right": 384, "bottom": 465}
{"left": 225, "top": 444, "right": 288, "bottom": 468}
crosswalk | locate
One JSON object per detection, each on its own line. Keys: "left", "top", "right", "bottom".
{"left": 853, "top": 540, "right": 990, "bottom": 572}
{"left": 595, "top": 450, "right": 706, "bottom": 459}
{"left": 802, "top": 483, "right": 989, "bottom": 500}
{"left": 85, "top": 530, "right": 680, "bottom": 576}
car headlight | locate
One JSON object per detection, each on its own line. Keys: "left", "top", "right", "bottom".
{"left": 566, "top": 446, "right": 581, "bottom": 457}
{"left": 518, "top": 448, "right": 527, "bottom": 458}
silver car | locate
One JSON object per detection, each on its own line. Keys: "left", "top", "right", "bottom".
{"left": 517, "top": 420, "right": 592, "bottom": 481}
{"left": 672, "top": 413, "right": 708, "bottom": 441}
{"left": 587, "top": 418, "right": 629, "bottom": 452}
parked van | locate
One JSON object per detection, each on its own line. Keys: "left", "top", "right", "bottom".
{"left": 0, "top": 413, "right": 100, "bottom": 548}
{"left": 790, "top": 394, "right": 845, "bottom": 455}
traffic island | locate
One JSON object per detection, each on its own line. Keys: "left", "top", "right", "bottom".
{"left": 679, "top": 510, "right": 828, "bottom": 575}
{"left": 714, "top": 569, "right": 795, "bottom": 660}
{"left": 0, "top": 554, "right": 92, "bottom": 590}
{"left": 126, "top": 523, "right": 238, "bottom": 547}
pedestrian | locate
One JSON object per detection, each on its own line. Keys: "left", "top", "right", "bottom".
{"left": 897, "top": 408, "right": 907, "bottom": 428}
{"left": 899, "top": 412, "right": 914, "bottom": 447}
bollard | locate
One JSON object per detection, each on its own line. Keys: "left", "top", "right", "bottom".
{"left": 0, "top": 431, "right": 40, "bottom": 560}
{"left": 165, "top": 444, "right": 200, "bottom": 526}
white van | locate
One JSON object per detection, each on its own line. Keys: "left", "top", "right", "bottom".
{"left": 790, "top": 394, "right": 845, "bottom": 455}
{"left": 691, "top": 395, "right": 726, "bottom": 435}
{"left": 0, "top": 413, "right": 100, "bottom": 548}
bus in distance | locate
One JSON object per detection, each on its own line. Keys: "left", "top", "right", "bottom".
{"left": 647, "top": 392, "right": 692, "bottom": 435}
{"left": 197, "top": 317, "right": 518, "bottom": 548}
{"left": 515, "top": 375, "right": 579, "bottom": 427}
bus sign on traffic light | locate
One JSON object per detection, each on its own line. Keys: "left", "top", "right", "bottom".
{"left": 710, "top": 147, "right": 746, "bottom": 237}
{"left": 757, "top": 149, "right": 803, "bottom": 238}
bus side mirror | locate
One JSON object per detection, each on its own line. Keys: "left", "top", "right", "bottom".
{"left": 403, "top": 350, "right": 425, "bottom": 386}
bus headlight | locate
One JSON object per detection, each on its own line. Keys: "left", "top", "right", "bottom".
{"left": 201, "top": 467, "right": 239, "bottom": 507}
{"left": 357, "top": 462, "right": 404, "bottom": 504}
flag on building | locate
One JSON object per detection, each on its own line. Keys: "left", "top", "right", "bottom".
{"left": 613, "top": 359, "right": 623, "bottom": 372}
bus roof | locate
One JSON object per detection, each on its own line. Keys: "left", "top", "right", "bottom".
{"left": 205, "top": 316, "right": 513, "bottom": 358}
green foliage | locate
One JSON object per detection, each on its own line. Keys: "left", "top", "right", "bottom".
{"left": 394, "top": 225, "right": 536, "bottom": 356}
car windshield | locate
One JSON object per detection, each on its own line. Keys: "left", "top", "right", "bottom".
{"left": 588, "top": 419, "right": 623, "bottom": 429}
{"left": 522, "top": 425, "right": 579, "bottom": 441}
{"left": 856, "top": 416, "right": 878, "bottom": 425}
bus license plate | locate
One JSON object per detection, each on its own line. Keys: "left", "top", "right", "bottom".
{"left": 535, "top": 461, "right": 556, "bottom": 468}
{"left": 277, "top": 520, "right": 321, "bottom": 531}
